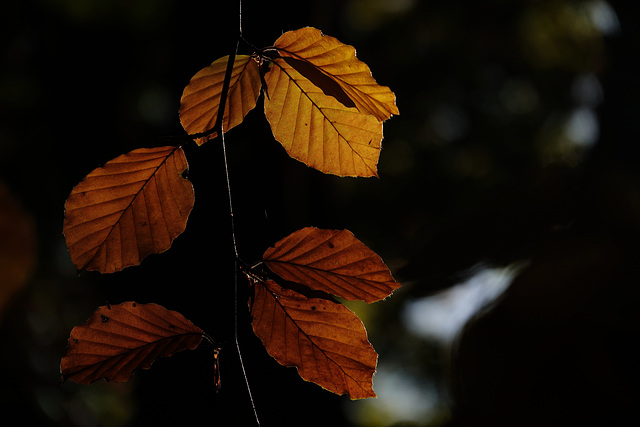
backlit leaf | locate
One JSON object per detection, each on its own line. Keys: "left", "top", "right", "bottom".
{"left": 180, "top": 55, "right": 262, "bottom": 145}
{"left": 60, "top": 302, "right": 205, "bottom": 385}
{"left": 250, "top": 279, "right": 377, "bottom": 399}
{"left": 263, "top": 227, "right": 400, "bottom": 303}
{"left": 63, "top": 146, "right": 194, "bottom": 273}
{"left": 263, "top": 60, "right": 383, "bottom": 177}
{"left": 273, "top": 27, "right": 399, "bottom": 122}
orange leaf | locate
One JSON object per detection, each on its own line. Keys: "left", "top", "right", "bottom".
{"left": 63, "top": 146, "right": 194, "bottom": 273}
{"left": 60, "top": 302, "right": 205, "bottom": 385}
{"left": 250, "top": 280, "right": 377, "bottom": 399}
{"left": 273, "top": 27, "right": 399, "bottom": 122}
{"left": 180, "top": 55, "right": 262, "bottom": 145}
{"left": 263, "top": 227, "right": 400, "bottom": 303}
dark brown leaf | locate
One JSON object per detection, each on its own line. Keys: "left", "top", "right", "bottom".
{"left": 60, "top": 302, "right": 205, "bottom": 385}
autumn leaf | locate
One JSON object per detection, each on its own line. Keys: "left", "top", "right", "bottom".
{"left": 60, "top": 302, "right": 205, "bottom": 385}
{"left": 263, "top": 227, "right": 400, "bottom": 303}
{"left": 280, "top": 56, "right": 356, "bottom": 110}
{"left": 261, "top": 27, "right": 398, "bottom": 177}
{"left": 63, "top": 146, "right": 194, "bottom": 273}
{"left": 250, "top": 279, "right": 377, "bottom": 399}
{"left": 274, "top": 27, "right": 399, "bottom": 122}
{"left": 247, "top": 227, "right": 400, "bottom": 397}
{"left": 263, "top": 62, "right": 383, "bottom": 177}
{"left": 180, "top": 55, "right": 262, "bottom": 145}
{"left": 178, "top": 28, "right": 397, "bottom": 176}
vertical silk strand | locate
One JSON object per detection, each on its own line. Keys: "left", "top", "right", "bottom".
{"left": 219, "top": 0, "right": 260, "bottom": 425}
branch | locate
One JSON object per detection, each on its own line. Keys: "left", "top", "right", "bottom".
{"left": 186, "top": 37, "right": 240, "bottom": 141}
{"left": 215, "top": 39, "right": 240, "bottom": 137}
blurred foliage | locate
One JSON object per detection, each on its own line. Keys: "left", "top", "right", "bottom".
{"left": 0, "top": 182, "right": 36, "bottom": 321}
{"left": 1, "top": 0, "right": 638, "bottom": 426}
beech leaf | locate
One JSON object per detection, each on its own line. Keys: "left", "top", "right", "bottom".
{"left": 60, "top": 302, "right": 205, "bottom": 385}
{"left": 180, "top": 55, "right": 262, "bottom": 145}
{"left": 280, "top": 56, "right": 356, "bottom": 110}
{"left": 263, "top": 227, "right": 400, "bottom": 303}
{"left": 250, "top": 279, "right": 377, "bottom": 399}
{"left": 273, "top": 27, "right": 399, "bottom": 122}
{"left": 261, "top": 25, "right": 401, "bottom": 177}
{"left": 63, "top": 146, "right": 194, "bottom": 273}
{"left": 263, "top": 60, "right": 383, "bottom": 177}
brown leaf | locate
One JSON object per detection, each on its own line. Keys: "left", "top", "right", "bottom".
{"left": 63, "top": 146, "right": 194, "bottom": 273}
{"left": 60, "top": 302, "right": 205, "bottom": 385}
{"left": 274, "top": 27, "right": 399, "bottom": 122}
{"left": 250, "top": 279, "right": 377, "bottom": 399}
{"left": 180, "top": 55, "right": 262, "bottom": 145}
{"left": 263, "top": 227, "right": 400, "bottom": 303}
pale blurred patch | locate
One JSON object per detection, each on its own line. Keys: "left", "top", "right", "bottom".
{"left": 402, "top": 264, "right": 519, "bottom": 343}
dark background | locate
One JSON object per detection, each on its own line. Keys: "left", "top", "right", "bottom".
{"left": 1, "top": 0, "right": 639, "bottom": 426}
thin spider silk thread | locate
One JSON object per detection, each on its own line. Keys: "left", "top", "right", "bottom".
{"left": 220, "top": 1, "right": 260, "bottom": 423}
{"left": 220, "top": 109, "right": 260, "bottom": 426}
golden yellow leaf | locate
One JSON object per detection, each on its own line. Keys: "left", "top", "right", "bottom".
{"left": 263, "top": 59, "right": 383, "bottom": 177}
{"left": 180, "top": 55, "right": 262, "bottom": 145}
{"left": 63, "top": 146, "right": 194, "bottom": 273}
{"left": 274, "top": 27, "right": 398, "bottom": 122}
{"left": 262, "top": 27, "right": 399, "bottom": 177}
